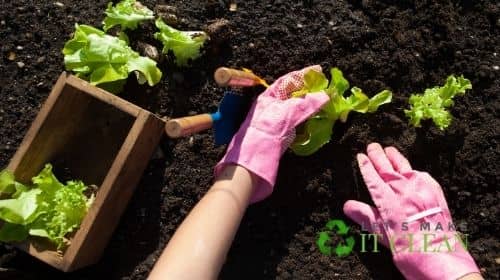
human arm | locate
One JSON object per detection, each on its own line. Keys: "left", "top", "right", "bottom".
{"left": 149, "top": 66, "right": 330, "bottom": 279}
{"left": 458, "top": 273, "right": 483, "bottom": 280}
{"left": 148, "top": 165, "right": 256, "bottom": 280}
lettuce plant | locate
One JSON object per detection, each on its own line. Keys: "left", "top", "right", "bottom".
{"left": 103, "top": 0, "right": 154, "bottom": 32}
{"left": 154, "top": 18, "right": 209, "bottom": 67}
{"left": 63, "top": 24, "right": 162, "bottom": 93}
{"left": 291, "top": 68, "right": 392, "bottom": 156}
{"left": 405, "top": 75, "right": 472, "bottom": 130}
{"left": 0, "top": 165, "right": 94, "bottom": 249}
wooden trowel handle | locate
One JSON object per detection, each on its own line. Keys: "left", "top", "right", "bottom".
{"left": 214, "top": 67, "right": 264, "bottom": 87}
{"left": 165, "top": 114, "right": 213, "bottom": 138}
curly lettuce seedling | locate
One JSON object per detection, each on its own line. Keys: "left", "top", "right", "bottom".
{"left": 154, "top": 18, "right": 209, "bottom": 67}
{"left": 405, "top": 75, "right": 472, "bottom": 130}
{"left": 0, "top": 165, "right": 94, "bottom": 249}
{"left": 63, "top": 24, "right": 162, "bottom": 93}
{"left": 103, "top": 0, "right": 154, "bottom": 32}
{"left": 291, "top": 68, "right": 392, "bottom": 156}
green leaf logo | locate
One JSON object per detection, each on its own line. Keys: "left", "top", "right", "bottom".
{"left": 316, "top": 219, "right": 355, "bottom": 257}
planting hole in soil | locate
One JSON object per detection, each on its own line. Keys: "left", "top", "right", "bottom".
{"left": 0, "top": 0, "right": 499, "bottom": 279}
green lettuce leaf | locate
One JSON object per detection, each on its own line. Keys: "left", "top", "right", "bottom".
{"left": 404, "top": 75, "right": 472, "bottom": 130}
{"left": 290, "top": 112, "right": 334, "bottom": 156}
{"left": 103, "top": 0, "right": 154, "bottom": 32}
{"left": 0, "top": 189, "right": 41, "bottom": 224}
{"left": 0, "top": 164, "right": 94, "bottom": 249}
{"left": 0, "top": 170, "right": 17, "bottom": 195}
{"left": 63, "top": 24, "right": 162, "bottom": 93}
{"left": 292, "top": 70, "right": 329, "bottom": 97}
{"left": 0, "top": 170, "right": 28, "bottom": 198}
{"left": 154, "top": 18, "right": 209, "bottom": 67}
{"left": 29, "top": 165, "right": 94, "bottom": 248}
{"left": 291, "top": 68, "right": 392, "bottom": 156}
{"left": 0, "top": 223, "right": 29, "bottom": 242}
{"left": 368, "top": 90, "right": 393, "bottom": 113}
{"left": 328, "top": 67, "right": 350, "bottom": 96}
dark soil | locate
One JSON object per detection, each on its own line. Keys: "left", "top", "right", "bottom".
{"left": 1, "top": 0, "right": 499, "bottom": 279}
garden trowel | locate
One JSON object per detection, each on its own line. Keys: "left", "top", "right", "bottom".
{"left": 165, "top": 90, "right": 251, "bottom": 145}
{"left": 214, "top": 67, "right": 269, "bottom": 88}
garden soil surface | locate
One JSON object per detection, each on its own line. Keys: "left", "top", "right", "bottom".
{"left": 0, "top": 0, "right": 499, "bottom": 279}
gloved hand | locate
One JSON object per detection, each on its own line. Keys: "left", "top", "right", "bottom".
{"left": 214, "top": 65, "right": 329, "bottom": 203}
{"left": 343, "top": 143, "right": 480, "bottom": 280}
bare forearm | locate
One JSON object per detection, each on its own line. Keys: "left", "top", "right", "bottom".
{"left": 458, "top": 273, "right": 483, "bottom": 280}
{"left": 149, "top": 165, "right": 256, "bottom": 280}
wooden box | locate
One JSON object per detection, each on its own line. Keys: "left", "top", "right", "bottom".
{"left": 6, "top": 73, "right": 165, "bottom": 271}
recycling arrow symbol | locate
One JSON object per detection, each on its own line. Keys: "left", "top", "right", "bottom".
{"left": 316, "top": 219, "right": 355, "bottom": 257}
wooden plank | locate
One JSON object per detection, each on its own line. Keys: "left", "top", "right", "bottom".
{"left": 65, "top": 75, "right": 143, "bottom": 117}
{"left": 15, "top": 242, "right": 63, "bottom": 268}
{"left": 7, "top": 73, "right": 135, "bottom": 186}
{"left": 9, "top": 85, "right": 95, "bottom": 184}
{"left": 61, "top": 110, "right": 164, "bottom": 271}
{"left": 50, "top": 95, "right": 135, "bottom": 186}
{"left": 7, "top": 72, "right": 68, "bottom": 175}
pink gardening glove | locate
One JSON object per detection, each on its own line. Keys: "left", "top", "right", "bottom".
{"left": 344, "top": 143, "right": 480, "bottom": 280}
{"left": 214, "top": 65, "right": 329, "bottom": 203}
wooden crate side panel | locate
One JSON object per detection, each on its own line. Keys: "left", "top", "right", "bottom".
{"left": 62, "top": 111, "right": 164, "bottom": 271}
{"left": 10, "top": 86, "right": 94, "bottom": 184}
{"left": 7, "top": 72, "right": 68, "bottom": 178}
{"left": 15, "top": 242, "right": 64, "bottom": 269}
{"left": 48, "top": 89, "right": 136, "bottom": 186}
{"left": 65, "top": 76, "right": 143, "bottom": 118}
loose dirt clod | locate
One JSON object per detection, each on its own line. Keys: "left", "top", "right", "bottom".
{"left": 204, "top": 18, "right": 231, "bottom": 44}
{"left": 155, "top": 4, "right": 179, "bottom": 26}
{"left": 137, "top": 42, "right": 161, "bottom": 63}
{"left": 7, "top": 52, "right": 16, "bottom": 61}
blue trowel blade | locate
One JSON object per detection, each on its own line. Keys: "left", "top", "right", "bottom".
{"left": 213, "top": 91, "right": 252, "bottom": 145}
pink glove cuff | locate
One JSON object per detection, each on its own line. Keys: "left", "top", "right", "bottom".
{"left": 214, "top": 126, "right": 283, "bottom": 203}
{"left": 394, "top": 237, "right": 480, "bottom": 280}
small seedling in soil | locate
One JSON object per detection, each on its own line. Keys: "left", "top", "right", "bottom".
{"left": 63, "top": 24, "right": 162, "bottom": 93}
{"left": 291, "top": 68, "right": 392, "bottom": 156}
{"left": 0, "top": 164, "right": 94, "bottom": 250}
{"left": 103, "top": 0, "right": 154, "bottom": 32}
{"left": 405, "top": 75, "right": 472, "bottom": 130}
{"left": 154, "top": 18, "right": 209, "bottom": 67}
